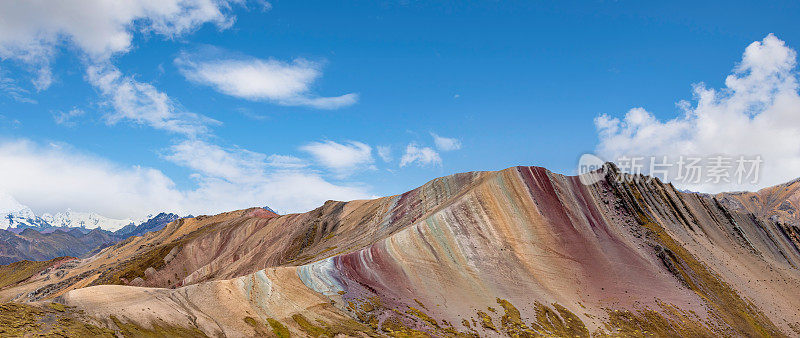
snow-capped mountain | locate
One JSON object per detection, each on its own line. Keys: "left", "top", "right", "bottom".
{"left": 40, "top": 210, "right": 137, "bottom": 231}
{"left": 1, "top": 192, "right": 138, "bottom": 231}
{"left": 115, "top": 212, "right": 181, "bottom": 238}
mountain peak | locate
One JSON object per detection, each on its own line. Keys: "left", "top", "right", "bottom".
{"left": 0, "top": 195, "right": 140, "bottom": 232}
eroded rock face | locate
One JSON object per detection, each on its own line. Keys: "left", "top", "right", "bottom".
{"left": 717, "top": 179, "right": 800, "bottom": 251}
{"left": 3, "top": 165, "right": 800, "bottom": 336}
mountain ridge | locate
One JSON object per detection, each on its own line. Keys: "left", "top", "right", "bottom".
{"left": 1, "top": 164, "right": 799, "bottom": 336}
{"left": 0, "top": 212, "right": 186, "bottom": 265}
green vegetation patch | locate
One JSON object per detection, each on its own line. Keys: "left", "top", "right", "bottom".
{"left": 615, "top": 179, "right": 785, "bottom": 336}
{"left": 110, "top": 315, "right": 208, "bottom": 337}
{"left": 267, "top": 317, "right": 291, "bottom": 338}
{"left": 292, "top": 313, "right": 377, "bottom": 337}
{"left": 0, "top": 302, "right": 115, "bottom": 337}
{"left": 380, "top": 316, "right": 431, "bottom": 338}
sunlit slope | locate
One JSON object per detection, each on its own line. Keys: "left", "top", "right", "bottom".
{"left": 4, "top": 165, "right": 799, "bottom": 336}
{"left": 0, "top": 171, "right": 486, "bottom": 302}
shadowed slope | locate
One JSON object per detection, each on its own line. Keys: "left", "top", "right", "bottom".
{"left": 0, "top": 228, "right": 118, "bottom": 265}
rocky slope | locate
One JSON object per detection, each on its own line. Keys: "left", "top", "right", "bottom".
{"left": 717, "top": 179, "right": 800, "bottom": 251}
{"left": 1, "top": 165, "right": 799, "bottom": 337}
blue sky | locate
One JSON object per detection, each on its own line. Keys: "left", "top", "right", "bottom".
{"left": 1, "top": 1, "right": 800, "bottom": 218}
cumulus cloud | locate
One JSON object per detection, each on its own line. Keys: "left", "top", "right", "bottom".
{"left": 431, "top": 132, "right": 462, "bottom": 151}
{"left": 400, "top": 143, "right": 441, "bottom": 167}
{"left": 301, "top": 140, "right": 375, "bottom": 175}
{"left": 595, "top": 34, "right": 800, "bottom": 193}
{"left": 175, "top": 51, "right": 358, "bottom": 109}
{"left": 0, "top": 138, "right": 371, "bottom": 219}
{"left": 0, "top": 139, "right": 184, "bottom": 218}
{"left": 87, "top": 63, "right": 219, "bottom": 136}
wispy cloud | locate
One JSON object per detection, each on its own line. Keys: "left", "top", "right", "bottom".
{"left": 400, "top": 143, "right": 441, "bottom": 167}
{"left": 0, "top": 114, "right": 21, "bottom": 129}
{"left": 301, "top": 140, "right": 374, "bottom": 175}
{"left": 376, "top": 145, "right": 392, "bottom": 162}
{"left": 0, "top": 68, "right": 36, "bottom": 103}
{"left": 164, "top": 140, "right": 267, "bottom": 183}
{"left": 87, "top": 63, "right": 219, "bottom": 136}
{"left": 52, "top": 108, "right": 85, "bottom": 127}
{"left": 267, "top": 154, "right": 308, "bottom": 169}
{"left": 431, "top": 132, "right": 462, "bottom": 151}
{"left": 175, "top": 50, "right": 358, "bottom": 109}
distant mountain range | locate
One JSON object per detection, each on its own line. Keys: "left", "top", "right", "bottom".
{"left": 0, "top": 212, "right": 183, "bottom": 265}
{"left": 114, "top": 212, "right": 181, "bottom": 238}
{"left": 0, "top": 199, "right": 282, "bottom": 265}
{"left": 0, "top": 194, "right": 142, "bottom": 232}
{"left": 0, "top": 228, "right": 118, "bottom": 265}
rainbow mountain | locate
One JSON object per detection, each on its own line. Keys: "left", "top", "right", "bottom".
{"left": 0, "top": 164, "right": 798, "bottom": 336}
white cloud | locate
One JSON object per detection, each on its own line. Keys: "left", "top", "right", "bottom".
{"left": 0, "top": 115, "right": 21, "bottom": 129}
{"left": 300, "top": 140, "right": 374, "bottom": 175}
{"left": 0, "top": 68, "right": 36, "bottom": 103}
{"left": 175, "top": 52, "right": 358, "bottom": 109}
{"left": 255, "top": 1, "right": 273, "bottom": 11}
{"left": 0, "top": 2, "right": 376, "bottom": 217}
{"left": 400, "top": 143, "right": 441, "bottom": 167}
{"left": 87, "top": 63, "right": 218, "bottom": 136}
{"left": 0, "top": 191, "right": 27, "bottom": 215}
{"left": 431, "top": 132, "right": 462, "bottom": 151}
{"left": 0, "top": 139, "right": 184, "bottom": 218}
{"left": 0, "top": 138, "right": 371, "bottom": 219}
{"left": 164, "top": 140, "right": 266, "bottom": 183}
{"left": 267, "top": 154, "right": 307, "bottom": 169}
{"left": 162, "top": 139, "right": 371, "bottom": 214}
{"left": 0, "top": 0, "right": 235, "bottom": 89}
{"left": 32, "top": 67, "right": 52, "bottom": 91}
{"left": 595, "top": 34, "right": 800, "bottom": 193}
{"left": 376, "top": 146, "right": 392, "bottom": 162}
{"left": 52, "top": 108, "right": 85, "bottom": 127}
{"left": 0, "top": 1, "right": 235, "bottom": 135}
